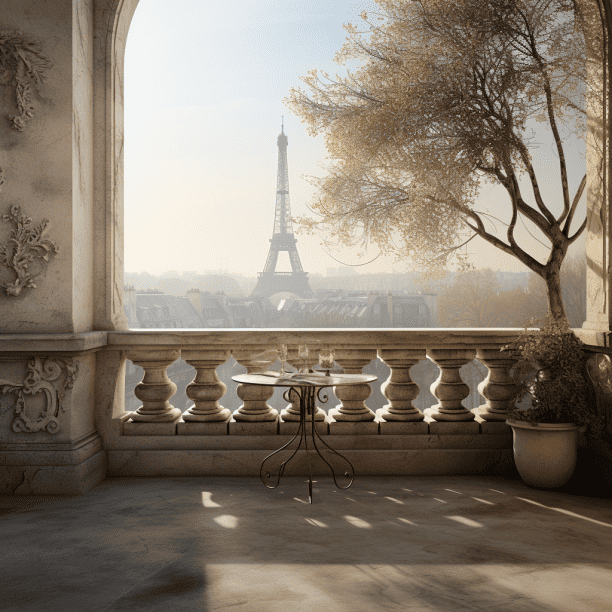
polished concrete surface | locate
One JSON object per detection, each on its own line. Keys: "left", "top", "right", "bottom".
{"left": 2, "top": 475, "right": 611, "bottom": 612}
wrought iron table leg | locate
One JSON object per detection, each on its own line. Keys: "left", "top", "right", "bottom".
{"left": 259, "top": 385, "right": 355, "bottom": 502}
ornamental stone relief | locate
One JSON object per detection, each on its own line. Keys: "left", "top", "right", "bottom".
{"left": 0, "top": 30, "right": 52, "bottom": 131}
{"left": 0, "top": 204, "right": 59, "bottom": 296}
{"left": 0, "top": 357, "right": 79, "bottom": 434}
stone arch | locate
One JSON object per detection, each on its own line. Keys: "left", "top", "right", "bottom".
{"left": 96, "top": 0, "right": 612, "bottom": 335}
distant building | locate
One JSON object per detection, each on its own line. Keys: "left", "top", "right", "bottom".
{"left": 327, "top": 266, "right": 358, "bottom": 277}
{"left": 275, "top": 291, "right": 437, "bottom": 327}
{"left": 185, "top": 289, "right": 233, "bottom": 327}
{"left": 226, "top": 297, "right": 278, "bottom": 328}
{"left": 185, "top": 289, "right": 278, "bottom": 328}
{"left": 124, "top": 286, "right": 204, "bottom": 328}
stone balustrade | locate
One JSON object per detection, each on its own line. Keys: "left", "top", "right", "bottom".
{"left": 0, "top": 329, "right": 528, "bottom": 483}
{"left": 109, "top": 329, "right": 520, "bottom": 440}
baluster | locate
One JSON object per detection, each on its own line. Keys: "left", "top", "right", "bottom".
{"left": 181, "top": 349, "right": 231, "bottom": 422}
{"left": 425, "top": 349, "right": 476, "bottom": 421}
{"left": 280, "top": 347, "right": 325, "bottom": 422}
{"left": 126, "top": 349, "right": 182, "bottom": 422}
{"left": 330, "top": 349, "right": 377, "bottom": 422}
{"left": 473, "top": 349, "right": 518, "bottom": 421}
{"left": 232, "top": 348, "right": 278, "bottom": 422}
{"left": 378, "top": 349, "right": 426, "bottom": 421}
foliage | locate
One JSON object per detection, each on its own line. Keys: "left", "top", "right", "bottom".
{"left": 503, "top": 314, "right": 602, "bottom": 430}
{"left": 286, "top": 0, "right": 587, "bottom": 321}
{"left": 438, "top": 269, "right": 509, "bottom": 327}
{"left": 437, "top": 250, "right": 585, "bottom": 328}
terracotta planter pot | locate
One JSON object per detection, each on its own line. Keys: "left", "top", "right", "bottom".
{"left": 506, "top": 419, "right": 579, "bottom": 488}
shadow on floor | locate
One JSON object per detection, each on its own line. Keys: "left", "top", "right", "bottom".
{"left": 2, "top": 475, "right": 612, "bottom": 612}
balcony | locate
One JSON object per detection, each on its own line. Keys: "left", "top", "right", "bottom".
{"left": 96, "top": 329, "right": 526, "bottom": 478}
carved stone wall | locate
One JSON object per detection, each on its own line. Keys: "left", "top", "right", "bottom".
{"left": 0, "top": 29, "right": 52, "bottom": 132}
{"left": 0, "top": 357, "right": 78, "bottom": 433}
{"left": 0, "top": 0, "right": 95, "bottom": 333}
{"left": 0, "top": 352, "right": 97, "bottom": 443}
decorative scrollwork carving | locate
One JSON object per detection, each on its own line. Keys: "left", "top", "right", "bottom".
{"left": 0, "top": 30, "right": 52, "bottom": 131}
{"left": 0, "top": 205, "right": 59, "bottom": 296}
{"left": 0, "top": 357, "right": 78, "bottom": 434}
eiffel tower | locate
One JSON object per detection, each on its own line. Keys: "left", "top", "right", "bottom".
{"left": 250, "top": 121, "right": 315, "bottom": 300}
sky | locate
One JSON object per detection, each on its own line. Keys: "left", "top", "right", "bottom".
{"left": 124, "top": 0, "right": 587, "bottom": 278}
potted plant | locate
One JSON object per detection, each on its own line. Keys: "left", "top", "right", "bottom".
{"left": 503, "top": 315, "right": 602, "bottom": 488}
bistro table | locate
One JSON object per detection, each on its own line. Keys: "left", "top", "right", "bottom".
{"left": 232, "top": 371, "right": 377, "bottom": 503}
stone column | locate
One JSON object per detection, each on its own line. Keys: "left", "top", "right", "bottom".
{"left": 280, "top": 348, "right": 325, "bottom": 422}
{"left": 472, "top": 349, "right": 518, "bottom": 422}
{"left": 424, "top": 349, "right": 476, "bottom": 421}
{"left": 181, "top": 349, "right": 231, "bottom": 422}
{"left": 232, "top": 348, "right": 278, "bottom": 423}
{"left": 582, "top": 0, "right": 612, "bottom": 338}
{"left": 126, "top": 349, "right": 182, "bottom": 422}
{"left": 378, "top": 349, "right": 427, "bottom": 421}
{"left": 330, "top": 349, "right": 377, "bottom": 422}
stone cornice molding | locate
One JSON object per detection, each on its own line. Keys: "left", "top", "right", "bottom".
{"left": 0, "top": 332, "right": 108, "bottom": 353}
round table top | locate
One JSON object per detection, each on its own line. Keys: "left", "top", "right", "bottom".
{"left": 232, "top": 371, "right": 377, "bottom": 388}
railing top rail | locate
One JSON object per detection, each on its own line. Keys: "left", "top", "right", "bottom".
{"left": 106, "top": 328, "right": 523, "bottom": 350}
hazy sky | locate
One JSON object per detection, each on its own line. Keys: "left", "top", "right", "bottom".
{"left": 124, "top": 0, "right": 586, "bottom": 277}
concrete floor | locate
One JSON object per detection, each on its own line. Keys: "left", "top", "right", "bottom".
{"left": 1, "top": 475, "right": 611, "bottom": 612}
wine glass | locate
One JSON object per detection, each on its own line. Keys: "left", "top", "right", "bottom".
{"left": 278, "top": 344, "right": 288, "bottom": 375}
{"left": 298, "top": 344, "right": 309, "bottom": 373}
{"left": 318, "top": 348, "right": 335, "bottom": 376}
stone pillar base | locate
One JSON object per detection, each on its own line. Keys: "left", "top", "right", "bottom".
{"left": 0, "top": 449, "right": 107, "bottom": 495}
{"left": 424, "top": 406, "right": 476, "bottom": 422}
{"left": 472, "top": 405, "right": 509, "bottom": 422}
{"left": 280, "top": 407, "right": 326, "bottom": 422}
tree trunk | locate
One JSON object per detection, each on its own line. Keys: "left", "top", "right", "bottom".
{"left": 544, "top": 266, "right": 568, "bottom": 322}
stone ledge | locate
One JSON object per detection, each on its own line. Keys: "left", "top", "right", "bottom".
{"left": 279, "top": 419, "right": 329, "bottom": 435}
{"left": 328, "top": 409, "right": 379, "bottom": 435}
{"left": 229, "top": 417, "right": 279, "bottom": 436}
{"left": 115, "top": 419, "right": 516, "bottom": 439}
{"left": 107, "top": 449, "right": 514, "bottom": 477}
{"left": 427, "top": 419, "right": 481, "bottom": 435}
{"left": 0, "top": 433, "right": 104, "bottom": 465}
{"left": 123, "top": 420, "right": 179, "bottom": 436}
{"left": 0, "top": 332, "right": 108, "bottom": 354}
{"left": 478, "top": 420, "right": 513, "bottom": 434}
{"left": 104, "top": 434, "right": 513, "bottom": 451}
{"left": 376, "top": 409, "right": 428, "bottom": 435}
{"left": 107, "top": 329, "right": 522, "bottom": 350}
{"left": 0, "top": 450, "right": 107, "bottom": 494}
{"left": 177, "top": 418, "right": 230, "bottom": 435}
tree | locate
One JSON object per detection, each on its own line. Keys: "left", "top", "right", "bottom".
{"left": 496, "top": 275, "right": 548, "bottom": 326}
{"left": 438, "top": 269, "right": 507, "bottom": 327}
{"left": 437, "top": 252, "right": 585, "bottom": 328}
{"left": 286, "top": 0, "right": 587, "bottom": 322}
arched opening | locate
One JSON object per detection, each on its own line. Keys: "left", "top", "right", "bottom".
{"left": 99, "top": 0, "right": 612, "bottom": 335}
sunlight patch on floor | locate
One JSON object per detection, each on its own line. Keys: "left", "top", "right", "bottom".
{"left": 344, "top": 515, "right": 372, "bottom": 528}
{"left": 446, "top": 515, "right": 484, "bottom": 528}
{"left": 213, "top": 515, "right": 238, "bottom": 528}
